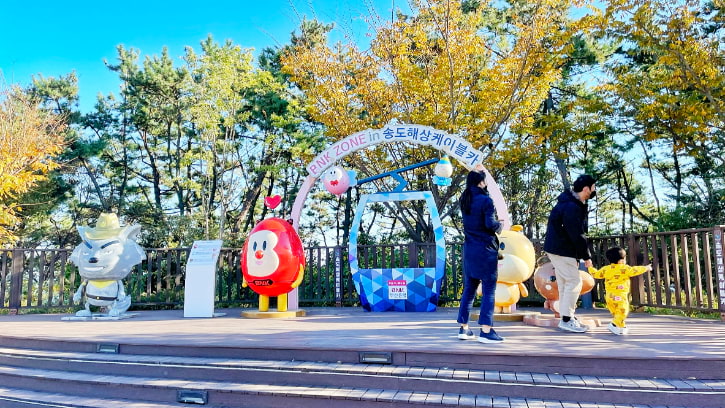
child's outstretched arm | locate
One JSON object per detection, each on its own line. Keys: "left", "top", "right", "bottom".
{"left": 588, "top": 266, "right": 604, "bottom": 279}
{"left": 627, "top": 264, "right": 652, "bottom": 277}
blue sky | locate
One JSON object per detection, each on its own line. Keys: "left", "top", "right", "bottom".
{"left": 1, "top": 0, "right": 402, "bottom": 112}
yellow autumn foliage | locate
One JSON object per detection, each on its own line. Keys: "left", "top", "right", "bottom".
{"left": 282, "top": 0, "right": 596, "bottom": 170}
{"left": 600, "top": 0, "right": 724, "bottom": 152}
{"left": 0, "top": 86, "right": 66, "bottom": 245}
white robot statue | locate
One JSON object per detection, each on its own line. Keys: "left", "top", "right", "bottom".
{"left": 70, "top": 213, "right": 146, "bottom": 317}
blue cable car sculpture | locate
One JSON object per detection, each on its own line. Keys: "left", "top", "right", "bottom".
{"left": 348, "top": 159, "right": 446, "bottom": 312}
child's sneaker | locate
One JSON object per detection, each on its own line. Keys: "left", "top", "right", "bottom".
{"left": 478, "top": 328, "right": 504, "bottom": 343}
{"left": 608, "top": 322, "right": 623, "bottom": 335}
{"left": 558, "top": 317, "right": 589, "bottom": 333}
{"left": 458, "top": 327, "right": 475, "bottom": 340}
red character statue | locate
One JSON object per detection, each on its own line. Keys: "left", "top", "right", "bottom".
{"left": 241, "top": 217, "right": 305, "bottom": 312}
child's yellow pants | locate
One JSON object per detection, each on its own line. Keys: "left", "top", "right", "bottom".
{"left": 605, "top": 292, "right": 629, "bottom": 327}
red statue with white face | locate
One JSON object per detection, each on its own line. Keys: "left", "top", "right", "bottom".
{"left": 241, "top": 217, "right": 305, "bottom": 312}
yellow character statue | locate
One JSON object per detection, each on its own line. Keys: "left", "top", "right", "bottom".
{"left": 478, "top": 225, "right": 536, "bottom": 313}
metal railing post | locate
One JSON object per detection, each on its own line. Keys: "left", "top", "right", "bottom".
{"left": 334, "top": 245, "right": 343, "bottom": 307}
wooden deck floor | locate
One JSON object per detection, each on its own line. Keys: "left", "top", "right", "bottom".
{"left": 0, "top": 307, "right": 723, "bottom": 362}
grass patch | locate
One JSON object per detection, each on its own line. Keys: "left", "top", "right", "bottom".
{"left": 593, "top": 302, "right": 722, "bottom": 320}
{"left": 640, "top": 306, "right": 722, "bottom": 320}
{"left": 0, "top": 307, "right": 78, "bottom": 315}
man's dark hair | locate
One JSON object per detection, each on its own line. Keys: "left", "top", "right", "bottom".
{"left": 605, "top": 247, "right": 626, "bottom": 264}
{"left": 572, "top": 174, "right": 596, "bottom": 192}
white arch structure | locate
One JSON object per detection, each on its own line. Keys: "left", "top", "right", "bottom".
{"left": 291, "top": 124, "right": 512, "bottom": 230}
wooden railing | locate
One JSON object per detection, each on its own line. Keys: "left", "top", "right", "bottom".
{"left": 589, "top": 226, "right": 725, "bottom": 315}
{"left": 1, "top": 226, "right": 723, "bottom": 316}
{"left": 0, "top": 242, "right": 465, "bottom": 311}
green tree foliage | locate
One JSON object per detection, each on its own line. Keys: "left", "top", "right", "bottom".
{"left": 597, "top": 0, "right": 724, "bottom": 231}
{"left": 65, "top": 36, "right": 322, "bottom": 248}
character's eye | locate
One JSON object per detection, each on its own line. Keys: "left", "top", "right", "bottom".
{"left": 81, "top": 250, "right": 90, "bottom": 256}
{"left": 102, "top": 249, "right": 114, "bottom": 255}
{"left": 262, "top": 241, "right": 267, "bottom": 251}
{"left": 253, "top": 242, "right": 257, "bottom": 251}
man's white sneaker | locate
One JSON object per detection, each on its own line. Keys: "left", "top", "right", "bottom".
{"left": 558, "top": 318, "right": 588, "bottom": 333}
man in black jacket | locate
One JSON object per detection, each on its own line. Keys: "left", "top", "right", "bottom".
{"left": 543, "top": 175, "right": 596, "bottom": 333}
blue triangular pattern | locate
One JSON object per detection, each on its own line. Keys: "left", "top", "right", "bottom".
{"left": 353, "top": 267, "right": 443, "bottom": 312}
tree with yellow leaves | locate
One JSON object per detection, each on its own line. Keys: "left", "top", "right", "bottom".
{"left": 282, "top": 0, "right": 596, "bottom": 242}
{"left": 0, "top": 86, "right": 66, "bottom": 245}
{"left": 601, "top": 0, "right": 723, "bottom": 154}
{"left": 597, "top": 0, "right": 724, "bottom": 228}
{"left": 285, "top": 0, "right": 597, "bottom": 160}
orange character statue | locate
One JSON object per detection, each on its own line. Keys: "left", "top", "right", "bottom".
{"left": 533, "top": 260, "right": 595, "bottom": 317}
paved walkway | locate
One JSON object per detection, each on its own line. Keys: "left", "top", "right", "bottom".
{"left": 0, "top": 307, "right": 723, "bottom": 361}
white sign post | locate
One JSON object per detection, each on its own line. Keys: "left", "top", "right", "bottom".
{"left": 184, "top": 240, "right": 223, "bottom": 318}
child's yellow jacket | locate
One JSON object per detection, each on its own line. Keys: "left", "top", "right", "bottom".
{"left": 587, "top": 264, "right": 649, "bottom": 295}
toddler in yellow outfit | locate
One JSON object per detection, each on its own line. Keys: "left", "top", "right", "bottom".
{"left": 588, "top": 247, "right": 652, "bottom": 335}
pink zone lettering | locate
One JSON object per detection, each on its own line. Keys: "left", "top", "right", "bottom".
{"left": 333, "top": 133, "right": 368, "bottom": 156}
{"left": 308, "top": 151, "right": 333, "bottom": 176}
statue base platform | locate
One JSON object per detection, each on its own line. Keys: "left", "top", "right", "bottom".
{"left": 471, "top": 311, "right": 541, "bottom": 322}
{"left": 523, "top": 314, "right": 602, "bottom": 328}
{"left": 62, "top": 313, "right": 139, "bottom": 321}
{"left": 241, "top": 309, "right": 307, "bottom": 319}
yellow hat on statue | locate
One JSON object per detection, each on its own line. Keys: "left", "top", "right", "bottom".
{"left": 84, "top": 213, "right": 124, "bottom": 240}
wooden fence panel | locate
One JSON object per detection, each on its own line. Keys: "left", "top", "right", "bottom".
{"left": 0, "top": 251, "right": 8, "bottom": 307}
{"left": 590, "top": 227, "right": 720, "bottom": 313}
{"left": 703, "top": 233, "right": 715, "bottom": 309}
{"left": 681, "top": 234, "right": 692, "bottom": 307}
{"left": 691, "top": 232, "right": 703, "bottom": 308}
{"left": 0, "top": 227, "right": 721, "bottom": 314}
{"left": 650, "top": 235, "right": 663, "bottom": 306}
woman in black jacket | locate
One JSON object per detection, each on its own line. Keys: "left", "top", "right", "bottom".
{"left": 456, "top": 169, "right": 504, "bottom": 343}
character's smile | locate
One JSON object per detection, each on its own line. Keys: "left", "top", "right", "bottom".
{"left": 83, "top": 266, "right": 105, "bottom": 272}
